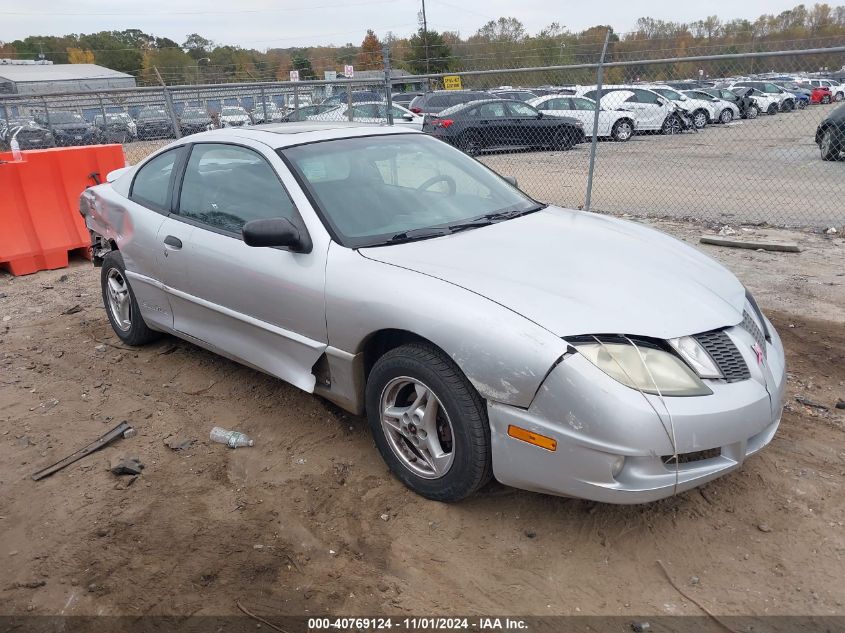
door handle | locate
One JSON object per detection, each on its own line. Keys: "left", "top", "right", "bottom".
{"left": 163, "top": 235, "right": 182, "bottom": 249}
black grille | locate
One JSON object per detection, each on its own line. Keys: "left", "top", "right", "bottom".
{"left": 741, "top": 310, "right": 767, "bottom": 358}
{"left": 693, "top": 329, "right": 750, "bottom": 383}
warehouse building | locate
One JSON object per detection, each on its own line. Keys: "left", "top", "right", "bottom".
{"left": 0, "top": 61, "right": 136, "bottom": 95}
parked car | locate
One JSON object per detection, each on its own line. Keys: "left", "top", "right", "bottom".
{"left": 321, "top": 90, "right": 383, "bottom": 107}
{"left": 250, "top": 102, "right": 286, "bottom": 124}
{"left": 179, "top": 107, "right": 214, "bottom": 135}
{"left": 490, "top": 89, "right": 538, "bottom": 102}
{"left": 37, "top": 110, "right": 101, "bottom": 146}
{"left": 392, "top": 92, "right": 423, "bottom": 108}
{"left": 815, "top": 102, "right": 845, "bottom": 160}
{"left": 801, "top": 84, "right": 833, "bottom": 104}
{"left": 700, "top": 88, "right": 759, "bottom": 119}
{"left": 80, "top": 123, "right": 786, "bottom": 503}
{"left": 575, "top": 87, "right": 676, "bottom": 133}
{"left": 681, "top": 90, "right": 741, "bottom": 123}
{"left": 280, "top": 104, "right": 338, "bottom": 122}
{"left": 771, "top": 81, "right": 811, "bottom": 109}
{"left": 408, "top": 90, "right": 493, "bottom": 115}
{"left": 1, "top": 117, "right": 54, "bottom": 150}
{"left": 136, "top": 108, "right": 175, "bottom": 140}
{"left": 528, "top": 94, "right": 636, "bottom": 141}
{"left": 802, "top": 78, "right": 845, "bottom": 101}
{"left": 728, "top": 87, "right": 780, "bottom": 115}
{"left": 647, "top": 86, "right": 718, "bottom": 129}
{"left": 94, "top": 113, "right": 137, "bottom": 142}
{"left": 728, "top": 81, "right": 795, "bottom": 113}
{"left": 307, "top": 102, "right": 423, "bottom": 127}
{"left": 422, "top": 99, "right": 584, "bottom": 155}
{"left": 219, "top": 106, "right": 252, "bottom": 128}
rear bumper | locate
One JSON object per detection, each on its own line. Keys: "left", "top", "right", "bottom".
{"left": 488, "top": 321, "right": 786, "bottom": 504}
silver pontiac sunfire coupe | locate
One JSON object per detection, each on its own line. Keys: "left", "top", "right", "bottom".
{"left": 81, "top": 123, "right": 786, "bottom": 503}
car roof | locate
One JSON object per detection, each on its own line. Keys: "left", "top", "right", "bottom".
{"left": 182, "top": 122, "right": 420, "bottom": 148}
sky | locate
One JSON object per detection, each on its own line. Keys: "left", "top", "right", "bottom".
{"left": 0, "top": 0, "right": 812, "bottom": 49}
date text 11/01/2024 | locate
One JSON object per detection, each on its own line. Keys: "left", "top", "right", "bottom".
{"left": 307, "top": 617, "right": 528, "bottom": 630}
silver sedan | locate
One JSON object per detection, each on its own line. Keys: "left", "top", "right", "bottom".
{"left": 80, "top": 123, "right": 786, "bottom": 503}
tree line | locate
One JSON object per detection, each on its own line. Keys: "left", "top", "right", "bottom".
{"left": 1, "top": 3, "right": 843, "bottom": 86}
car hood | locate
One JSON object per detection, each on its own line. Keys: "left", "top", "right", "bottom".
{"left": 360, "top": 208, "right": 746, "bottom": 340}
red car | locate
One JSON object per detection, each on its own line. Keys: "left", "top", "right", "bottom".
{"left": 806, "top": 85, "right": 833, "bottom": 104}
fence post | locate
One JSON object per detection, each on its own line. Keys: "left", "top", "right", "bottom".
{"left": 0, "top": 100, "right": 8, "bottom": 123}
{"left": 583, "top": 29, "right": 611, "bottom": 213}
{"left": 347, "top": 84, "right": 353, "bottom": 121}
{"left": 293, "top": 84, "right": 299, "bottom": 113}
{"left": 154, "top": 66, "right": 182, "bottom": 139}
{"left": 41, "top": 97, "right": 54, "bottom": 138}
{"left": 97, "top": 93, "right": 108, "bottom": 125}
{"left": 260, "top": 85, "right": 268, "bottom": 123}
{"left": 383, "top": 44, "right": 394, "bottom": 125}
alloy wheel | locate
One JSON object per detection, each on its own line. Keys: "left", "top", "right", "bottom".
{"left": 379, "top": 376, "right": 455, "bottom": 479}
{"left": 106, "top": 268, "right": 132, "bottom": 332}
{"left": 615, "top": 121, "right": 632, "bottom": 141}
{"left": 719, "top": 109, "right": 733, "bottom": 124}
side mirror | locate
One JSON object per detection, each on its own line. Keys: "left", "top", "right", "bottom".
{"left": 402, "top": 113, "right": 414, "bottom": 121}
{"left": 242, "top": 218, "right": 310, "bottom": 252}
{"left": 503, "top": 175, "right": 518, "bottom": 187}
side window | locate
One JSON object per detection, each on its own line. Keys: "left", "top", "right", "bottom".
{"left": 428, "top": 95, "right": 449, "bottom": 108}
{"left": 178, "top": 144, "right": 296, "bottom": 235}
{"left": 507, "top": 102, "right": 537, "bottom": 117}
{"left": 634, "top": 89, "right": 659, "bottom": 104}
{"left": 583, "top": 90, "right": 598, "bottom": 101}
{"left": 351, "top": 104, "right": 379, "bottom": 118}
{"left": 550, "top": 98, "right": 572, "bottom": 110}
{"left": 624, "top": 92, "right": 639, "bottom": 103}
{"left": 130, "top": 148, "right": 180, "bottom": 211}
{"left": 572, "top": 98, "right": 596, "bottom": 111}
{"left": 477, "top": 102, "right": 507, "bottom": 118}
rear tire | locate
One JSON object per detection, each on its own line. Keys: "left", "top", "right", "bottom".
{"left": 100, "top": 250, "right": 161, "bottom": 346}
{"left": 691, "top": 109, "right": 708, "bottom": 129}
{"left": 553, "top": 126, "right": 576, "bottom": 150}
{"left": 365, "top": 343, "right": 492, "bottom": 502}
{"left": 719, "top": 108, "right": 733, "bottom": 124}
{"left": 662, "top": 115, "right": 681, "bottom": 135}
{"left": 822, "top": 95, "right": 832, "bottom": 104}
{"left": 458, "top": 131, "right": 482, "bottom": 156}
{"left": 745, "top": 105, "right": 759, "bottom": 119}
{"left": 835, "top": 92, "right": 844, "bottom": 102}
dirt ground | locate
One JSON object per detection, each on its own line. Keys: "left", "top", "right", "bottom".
{"left": 1, "top": 219, "right": 844, "bottom": 623}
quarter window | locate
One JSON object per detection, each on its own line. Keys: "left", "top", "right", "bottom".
{"left": 507, "top": 102, "right": 538, "bottom": 117}
{"left": 177, "top": 143, "right": 296, "bottom": 234}
{"left": 130, "top": 148, "right": 180, "bottom": 210}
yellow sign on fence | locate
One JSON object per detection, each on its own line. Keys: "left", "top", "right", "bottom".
{"left": 443, "top": 75, "right": 463, "bottom": 91}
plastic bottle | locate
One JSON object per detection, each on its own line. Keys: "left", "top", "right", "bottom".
{"left": 210, "top": 426, "right": 254, "bottom": 448}
{"left": 10, "top": 137, "right": 22, "bottom": 162}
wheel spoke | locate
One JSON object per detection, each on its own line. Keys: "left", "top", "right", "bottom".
{"left": 420, "top": 392, "right": 439, "bottom": 432}
{"left": 419, "top": 435, "right": 452, "bottom": 477}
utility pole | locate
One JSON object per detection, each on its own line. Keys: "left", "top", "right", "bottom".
{"left": 420, "top": 0, "right": 430, "bottom": 74}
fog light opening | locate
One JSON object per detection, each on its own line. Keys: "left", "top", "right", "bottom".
{"left": 610, "top": 456, "right": 625, "bottom": 478}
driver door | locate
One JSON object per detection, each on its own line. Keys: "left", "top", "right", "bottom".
{"left": 156, "top": 140, "right": 329, "bottom": 392}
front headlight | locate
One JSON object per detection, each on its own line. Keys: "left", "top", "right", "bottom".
{"left": 574, "top": 341, "right": 712, "bottom": 396}
{"left": 668, "top": 335, "right": 722, "bottom": 379}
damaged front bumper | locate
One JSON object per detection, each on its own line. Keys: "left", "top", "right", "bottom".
{"left": 488, "top": 321, "right": 786, "bottom": 504}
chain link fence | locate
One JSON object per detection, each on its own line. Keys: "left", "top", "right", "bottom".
{"left": 2, "top": 46, "right": 844, "bottom": 228}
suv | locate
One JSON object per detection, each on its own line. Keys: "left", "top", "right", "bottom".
{"left": 179, "top": 107, "right": 213, "bottom": 135}
{"left": 94, "top": 112, "right": 137, "bottom": 142}
{"left": 136, "top": 107, "right": 175, "bottom": 139}
{"left": 408, "top": 90, "right": 492, "bottom": 115}
{"left": 816, "top": 102, "right": 845, "bottom": 160}
{"left": 574, "top": 86, "right": 675, "bottom": 133}
{"left": 36, "top": 110, "right": 102, "bottom": 146}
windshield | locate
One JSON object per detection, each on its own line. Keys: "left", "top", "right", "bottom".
{"left": 50, "top": 112, "right": 85, "bottom": 124}
{"left": 281, "top": 134, "right": 539, "bottom": 248}
{"left": 652, "top": 88, "right": 683, "bottom": 101}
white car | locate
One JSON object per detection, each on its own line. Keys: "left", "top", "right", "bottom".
{"left": 219, "top": 106, "right": 252, "bottom": 128}
{"left": 682, "top": 89, "right": 741, "bottom": 124}
{"left": 647, "top": 86, "right": 718, "bottom": 129}
{"left": 528, "top": 94, "right": 636, "bottom": 141}
{"left": 307, "top": 102, "right": 424, "bottom": 127}
{"left": 574, "top": 86, "right": 675, "bottom": 133}
{"left": 252, "top": 102, "right": 286, "bottom": 123}
{"left": 725, "top": 84, "right": 784, "bottom": 115}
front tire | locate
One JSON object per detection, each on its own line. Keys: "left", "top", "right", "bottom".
{"left": 553, "top": 126, "right": 576, "bottom": 150}
{"left": 662, "top": 115, "right": 682, "bottom": 135}
{"left": 365, "top": 343, "right": 492, "bottom": 502}
{"left": 611, "top": 119, "right": 634, "bottom": 141}
{"left": 691, "top": 109, "right": 708, "bottom": 129}
{"left": 767, "top": 103, "right": 779, "bottom": 115}
{"left": 100, "top": 250, "right": 161, "bottom": 346}
{"left": 822, "top": 95, "right": 832, "bottom": 104}
{"left": 820, "top": 129, "right": 841, "bottom": 161}
{"left": 458, "top": 131, "right": 482, "bottom": 156}
{"left": 745, "top": 105, "right": 759, "bottom": 119}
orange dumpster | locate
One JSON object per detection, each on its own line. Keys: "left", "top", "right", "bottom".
{"left": 0, "top": 144, "right": 125, "bottom": 275}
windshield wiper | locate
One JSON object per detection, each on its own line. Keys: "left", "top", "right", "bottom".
{"left": 481, "top": 203, "right": 547, "bottom": 222}
{"left": 381, "top": 227, "right": 451, "bottom": 245}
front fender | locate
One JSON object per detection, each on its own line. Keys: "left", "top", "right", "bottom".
{"left": 325, "top": 245, "right": 568, "bottom": 408}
